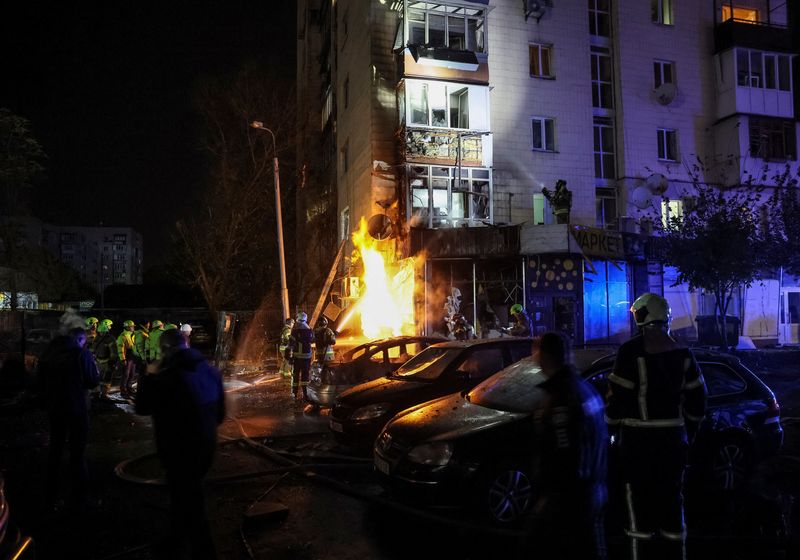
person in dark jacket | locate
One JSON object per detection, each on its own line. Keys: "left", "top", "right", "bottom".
{"left": 38, "top": 327, "right": 100, "bottom": 509}
{"left": 527, "top": 331, "right": 608, "bottom": 560}
{"left": 135, "top": 329, "right": 225, "bottom": 559}
{"left": 606, "top": 293, "right": 706, "bottom": 560}
{"left": 289, "top": 311, "right": 314, "bottom": 402}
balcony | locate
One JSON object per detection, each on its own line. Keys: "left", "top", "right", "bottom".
{"left": 714, "top": 17, "right": 793, "bottom": 53}
{"left": 404, "top": 128, "right": 486, "bottom": 165}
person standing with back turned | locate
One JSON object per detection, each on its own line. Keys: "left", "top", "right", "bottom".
{"left": 605, "top": 293, "right": 707, "bottom": 560}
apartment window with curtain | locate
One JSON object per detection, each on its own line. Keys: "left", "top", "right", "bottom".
{"left": 652, "top": 0, "right": 674, "bottom": 25}
{"left": 529, "top": 43, "right": 553, "bottom": 78}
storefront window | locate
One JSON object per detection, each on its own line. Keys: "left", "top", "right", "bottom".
{"left": 584, "top": 260, "right": 631, "bottom": 344}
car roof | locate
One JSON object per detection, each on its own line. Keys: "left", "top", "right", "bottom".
{"left": 429, "top": 337, "right": 533, "bottom": 349}
{"left": 587, "top": 346, "right": 742, "bottom": 367}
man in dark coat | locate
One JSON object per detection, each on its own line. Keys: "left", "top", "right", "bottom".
{"left": 528, "top": 331, "right": 608, "bottom": 560}
{"left": 135, "top": 329, "right": 226, "bottom": 559}
{"left": 38, "top": 327, "right": 100, "bottom": 509}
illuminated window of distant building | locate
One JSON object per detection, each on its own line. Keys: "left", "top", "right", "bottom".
{"left": 591, "top": 47, "right": 614, "bottom": 109}
{"left": 595, "top": 187, "right": 617, "bottom": 228}
{"left": 529, "top": 43, "right": 553, "bottom": 78}
{"left": 406, "top": 3, "right": 485, "bottom": 52}
{"left": 657, "top": 128, "right": 678, "bottom": 161}
{"left": 593, "top": 118, "right": 616, "bottom": 180}
{"left": 531, "top": 117, "right": 556, "bottom": 152}
{"left": 651, "top": 0, "right": 674, "bottom": 25}
{"left": 721, "top": 5, "right": 758, "bottom": 23}
{"left": 340, "top": 207, "right": 350, "bottom": 242}
{"left": 653, "top": 60, "right": 675, "bottom": 88}
{"left": 749, "top": 117, "right": 797, "bottom": 161}
{"left": 532, "top": 193, "right": 553, "bottom": 225}
{"left": 588, "top": 0, "right": 611, "bottom": 37}
{"left": 661, "top": 199, "right": 684, "bottom": 229}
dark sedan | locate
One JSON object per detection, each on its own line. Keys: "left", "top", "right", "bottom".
{"left": 374, "top": 349, "right": 783, "bottom": 525}
{"left": 307, "top": 336, "right": 446, "bottom": 408}
{"left": 330, "top": 338, "right": 533, "bottom": 451}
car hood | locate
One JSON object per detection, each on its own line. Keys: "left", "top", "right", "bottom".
{"left": 385, "top": 392, "right": 532, "bottom": 443}
{"left": 336, "top": 376, "right": 431, "bottom": 407}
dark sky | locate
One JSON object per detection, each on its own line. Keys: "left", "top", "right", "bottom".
{"left": 1, "top": 2, "right": 295, "bottom": 269}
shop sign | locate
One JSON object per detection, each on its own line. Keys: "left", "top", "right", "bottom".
{"left": 570, "top": 226, "right": 624, "bottom": 259}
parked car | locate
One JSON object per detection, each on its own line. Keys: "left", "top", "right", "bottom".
{"left": 330, "top": 338, "right": 533, "bottom": 451}
{"left": 374, "top": 349, "right": 783, "bottom": 525}
{"left": 0, "top": 473, "right": 34, "bottom": 559}
{"left": 307, "top": 336, "right": 446, "bottom": 408}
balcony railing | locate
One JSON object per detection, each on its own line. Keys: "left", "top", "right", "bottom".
{"left": 714, "top": 17, "right": 793, "bottom": 53}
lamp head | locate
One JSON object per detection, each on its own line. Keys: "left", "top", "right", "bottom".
{"left": 250, "top": 120, "right": 264, "bottom": 129}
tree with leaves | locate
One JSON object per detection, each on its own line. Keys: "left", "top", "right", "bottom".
{"left": 765, "top": 164, "right": 800, "bottom": 276}
{"left": 176, "top": 63, "right": 296, "bottom": 316}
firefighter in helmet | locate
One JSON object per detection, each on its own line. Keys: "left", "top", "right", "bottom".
{"left": 314, "top": 317, "right": 336, "bottom": 363}
{"left": 95, "top": 319, "right": 117, "bottom": 399}
{"left": 116, "top": 320, "right": 137, "bottom": 399}
{"left": 146, "top": 320, "right": 165, "bottom": 363}
{"left": 85, "top": 316, "right": 99, "bottom": 348}
{"left": 605, "top": 293, "right": 707, "bottom": 559}
{"left": 278, "top": 318, "right": 294, "bottom": 378}
{"left": 504, "top": 303, "right": 533, "bottom": 337}
{"left": 289, "top": 311, "right": 314, "bottom": 402}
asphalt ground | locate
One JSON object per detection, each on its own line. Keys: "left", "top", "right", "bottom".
{"left": 1, "top": 349, "right": 799, "bottom": 559}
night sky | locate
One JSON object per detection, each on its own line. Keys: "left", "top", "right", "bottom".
{"left": 1, "top": 2, "right": 295, "bottom": 269}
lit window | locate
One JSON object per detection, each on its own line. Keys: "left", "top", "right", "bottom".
{"left": 529, "top": 43, "right": 553, "bottom": 78}
{"left": 531, "top": 117, "right": 556, "bottom": 152}
{"left": 589, "top": 0, "right": 611, "bottom": 37}
{"left": 591, "top": 47, "right": 614, "bottom": 109}
{"left": 721, "top": 5, "right": 758, "bottom": 23}
{"left": 407, "top": 81, "right": 470, "bottom": 129}
{"left": 593, "top": 118, "right": 616, "bottom": 180}
{"left": 661, "top": 199, "right": 684, "bottom": 229}
{"left": 406, "top": 3, "right": 485, "bottom": 52}
{"left": 653, "top": 60, "right": 675, "bottom": 88}
{"left": 532, "top": 193, "right": 553, "bottom": 225}
{"left": 657, "top": 128, "right": 678, "bottom": 161}
{"left": 652, "top": 0, "right": 674, "bottom": 25}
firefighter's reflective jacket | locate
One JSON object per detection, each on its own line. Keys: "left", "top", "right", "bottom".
{"left": 605, "top": 334, "right": 706, "bottom": 435}
{"left": 133, "top": 327, "right": 149, "bottom": 361}
{"left": 116, "top": 331, "right": 135, "bottom": 362}
{"left": 314, "top": 326, "right": 336, "bottom": 362}
{"left": 289, "top": 321, "right": 314, "bottom": 360}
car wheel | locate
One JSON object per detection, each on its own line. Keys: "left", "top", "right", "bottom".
{"left": 711, "top": 437, "right": 752, "bottom": 491}
{"left": 484, "top": 466, "right": 534, "bottom": 525}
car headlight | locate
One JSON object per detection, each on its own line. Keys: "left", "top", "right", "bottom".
{"left": 351, "top": 402, "right": 392, "bottom": 421}
{"left": 407, "top": 442, "right": 453, "bottom": 466}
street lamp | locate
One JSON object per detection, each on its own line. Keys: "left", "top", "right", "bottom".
{"left": 250, "top": 120, "right": 290, "bottom": 323}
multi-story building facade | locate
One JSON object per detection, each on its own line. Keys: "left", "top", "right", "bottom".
{"left": 296, "top": 0, "right": 799, "bottom": 346}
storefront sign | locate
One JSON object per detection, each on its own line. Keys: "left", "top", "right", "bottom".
{"left": 570, "top": 226, "right": 624, "bottom": 259}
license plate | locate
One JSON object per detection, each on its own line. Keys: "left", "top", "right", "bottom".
{"left": 330, "top": 420, "right": 343, "bottom": 433}
{"left": 375, "top": 456, "right": 390, "bottom": 475}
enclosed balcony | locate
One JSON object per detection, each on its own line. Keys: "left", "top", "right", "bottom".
{"left": 713, "top": 0, "right": 793, "bottom": 53}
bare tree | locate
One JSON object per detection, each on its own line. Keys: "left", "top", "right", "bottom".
{"left": 176, "top": 63, "right": 296, "bottom": 315}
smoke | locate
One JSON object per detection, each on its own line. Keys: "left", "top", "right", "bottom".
{"left": 58, "top": 308, "right": 86, "bottom": 335}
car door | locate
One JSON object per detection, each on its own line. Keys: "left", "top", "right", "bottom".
{"left": 450, "top": 346, "right": 508, "bottom": 392}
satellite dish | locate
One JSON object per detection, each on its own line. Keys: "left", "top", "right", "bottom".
{"left": 645, "top": 173, "right": 669, "bottom": 195}
{"left": 524, "top": 0, "right": 547, "bottom": 20}
{"left": 632, "top": 186, "right": 654, "bottom": 210}
{"left": 653, "top": 82, "right": 677, "bottom": 105}
{"left": 367, "top": 214, "right": 394, "bottom": 240}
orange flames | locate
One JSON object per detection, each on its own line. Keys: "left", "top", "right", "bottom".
{"left": 340, "top": 218, "right": 416, "bottom": 338}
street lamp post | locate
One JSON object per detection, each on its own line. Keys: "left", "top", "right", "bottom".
{"left": 250, "top": 121, "right": 290, "bottom": 323}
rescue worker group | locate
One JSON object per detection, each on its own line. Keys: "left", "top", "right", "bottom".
{"left": 83, "top": 317, "right": 192, "bottom": 402}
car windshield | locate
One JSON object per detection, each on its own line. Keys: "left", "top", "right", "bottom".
{"left": 390, "top": 346, "right": 463, "bottom": 381}
{"left": 342, "top": 342, "right": 379, "bottom": 361}
{"left": 467, "top": 357, "right": 547, "bottom": 413}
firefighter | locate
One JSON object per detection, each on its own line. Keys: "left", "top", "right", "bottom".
{"left": 453, "top": 314, "right": 475, "bottom": 341}
{"left": 133, "top": 320, "right": 150, "bottom": 379}
{"left": 85, "top": 316, "right": 99, "bottom": 348}
{"left": 116, "top": 320, "right": 137, "bottom": 399}
{"left": 94, "top": 319, "right": 117, "bottom": 399}
{"left": 146, "top": 320, "right": 165, "bottom": 363}
{"left": 504, "top": 303, "right": 533, "bottom": 337}
{"left": 289, "top": 311, "right": 314, "bottom": 402}
{"left": 605, "top": 293, "right": 707, "bottom": 560}
{"left": 278, "top": 318, "right": 294, "bottom": 378}
{"left": 314, "top": 317, "right": 336, "bottom": 363}
{"left": 180, "top": 323, "right": 192, "bottom": 345}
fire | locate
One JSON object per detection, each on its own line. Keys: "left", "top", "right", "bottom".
{"left": 345, "top": 218, "right": 415, "bottom": 338}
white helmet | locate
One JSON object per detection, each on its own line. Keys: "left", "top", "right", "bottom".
{"left": 296, "top": 311, "right": 308, "bottom": 323}
{"left": 630, "top": 293, "right": 671, "bottom": 326}
{"left": 180, "top": 323, "right": 193, "bottom": 334}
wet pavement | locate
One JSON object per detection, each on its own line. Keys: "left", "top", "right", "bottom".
{"left": 1, "top": 351, "right": 799, "bottom": 559}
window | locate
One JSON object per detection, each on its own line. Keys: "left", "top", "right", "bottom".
{"left": 651, "top": 0, "right": 674, "bottom": 25}
{"left": 721, "top": 5, "right": 758, "bottom": 23}
{"left": 661, "top": 198, "right": 684, "bottom": 229}
{"left": 340, "top": 207, "right": 350, "bottom": 242}
{"left": 531, "top": 117, "right": 556, "bottom": 152}
{"left": 736, "top": 49, "right": 791, "bottom": 91}
{"left": 456, "top": 348, "right": 505, "bottom": 380}
{"left": 653, "top": 60, "right": 675, "bottom": 88}
{"left": 593, "top": 118, "right": 616, "bottom": 180}
{"left": 532, "top": 193, "right": 553, "bottom": 225}
{"left": 595, "top": 187, "right": 617, "bottom": 228}
{"left": 749, "top": 117, "right": 797, "bottom": 161}
{"left": 321, "top": 87, "right": 333, "bottom": 130}
{"left": 701, "top": 363, "right": 747, "bottom": 397}
{"left": 583, "top": 259, "right": 630, "bottom": 344}
{"left": 657, "top": 128, "right": 678, "bottom": 161}
{"left": 406, "top": 3, "right": 486, "bottom": 52}
{"left": 591, "top": 47, "right": 614, "bottom": 109}
{"left": 407, "top": 81, "right": 471, "bottom": 129}
{"left": 529, "top": 43, "right": 553, "bottom": 78}
{"left": 588, "top": 0, "right": 611, "bottom": 37}
{"left": 409, "top": 165, "right": 491, "bottom": 228}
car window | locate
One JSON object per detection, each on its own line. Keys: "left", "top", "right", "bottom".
{"left": 700, "top": 362, "right": 747, "bottom": 397}
{"left": 455, "top": 348, "right": 505, "bottom": 380}
{"left": 370, "top": 349, "right": 387, "bottom": 364}
{"left": 391, "top": 347, "right": 464, "bottom": 381}
{"left": 468, "top": 357, "right": 548, "bottom": 412}
{"left": 508, "top": 341, "right": 533, "bottom": 364}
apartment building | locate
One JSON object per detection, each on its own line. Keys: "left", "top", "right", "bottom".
{"left": 296, "top": 0, "right": 799, "bottom": 345}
